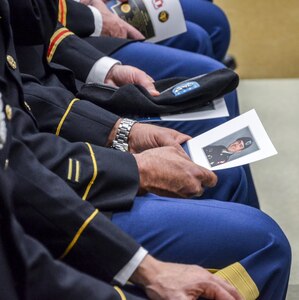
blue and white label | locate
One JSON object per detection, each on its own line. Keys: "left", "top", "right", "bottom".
{"left": 172, "top": 81, "right": 200, "bottom": 96}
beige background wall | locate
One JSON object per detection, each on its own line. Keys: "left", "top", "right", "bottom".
{"left": 215, "top": 0, "right": 299, "bottom": 78}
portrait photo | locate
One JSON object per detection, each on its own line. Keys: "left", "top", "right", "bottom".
{"left": 203, "top": 126, "right": 259, "bottom": 167}
{"left": 187, "top": 110, "right": 277, "bottom": 170}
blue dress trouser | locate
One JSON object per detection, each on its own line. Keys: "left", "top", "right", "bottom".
{"left": 112, "top": 196, "right": 291, "bottom": 300}
{"left": 163, "top": 0, "right": 231, "bottom": 60}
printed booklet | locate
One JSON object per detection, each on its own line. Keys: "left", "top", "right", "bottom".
{"left": 108, "top": 0, "right": 187, "bottom": 42}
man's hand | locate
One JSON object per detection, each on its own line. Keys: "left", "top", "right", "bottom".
{"left": 133, "top": 146, "right": 217, "bottom": 198}
{"left": 87, "top": 0, "right": 145, "bottom": 39}
{"left": 131, "top": 256, "right": 243, "bottom": 300}
{"left": 129, "top": 123, "right": 191, "bottom": 153}
{"left": 105, "top": 64, "right": 160, "bottom": 96}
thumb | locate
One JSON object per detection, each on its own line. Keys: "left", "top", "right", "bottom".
{"left": 174, "top": 132, "right": 192, "bottom": 145}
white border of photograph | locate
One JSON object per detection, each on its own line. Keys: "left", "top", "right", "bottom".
{"left": 187, "top": 109, "right": 277, "bottom": 170}
{"left": 138, "top": 98, "right": 228, "bottom": 122}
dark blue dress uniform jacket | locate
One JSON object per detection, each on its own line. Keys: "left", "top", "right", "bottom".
{"left": 10, "top": 0, "right": 140, "bottom": 213}
{"left": 1, "top": 0, "right": 146, "bottom": 285}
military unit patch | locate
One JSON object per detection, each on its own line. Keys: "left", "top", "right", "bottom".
{"left": 172, "top": 81, "right": 200, "bottom": 96}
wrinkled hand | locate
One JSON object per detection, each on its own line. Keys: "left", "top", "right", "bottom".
{"left": 105, "top": 64, "right": 160, "bottom": 96}
{"left": 133, "top": 146, "right": 217, "bottom": 198}
{"left": 87, "top": 0, "right": 145, "bottom": 39}
{"left": 131, "top": 256, "right": 243, "bottom": 300}
{"left": 129, "top": 123, "right": 191, "bottom": 153}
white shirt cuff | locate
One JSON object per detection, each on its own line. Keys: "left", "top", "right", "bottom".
{"left": 72, "top": 1, "right": 102, "bottom": 36}
{"left": 88, "top": 5, "right": 103, "bottom": 36}
{"left": 86, "top": 56, "right": 121, "bottom": 84}
{"left": 113, "top": 247, "right": 148, "bottom": 286}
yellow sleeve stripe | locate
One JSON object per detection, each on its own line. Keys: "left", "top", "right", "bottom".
{"left": 75, "top": 160, "right": 80, "bottom": 183}
{"left": 67, "top": 158, "right": 73, "bottom": 180}
{"left": 215, "top": 262, "right": 259, "bottom": 300}
{"left": 82, "top": 143, "right": 98, "bottom": 201}
{"left": 58, "top": 0, "right": 67, "bottom": 26}
{"left": 55, "top": 98, "right": 80, "bottom": 136}
{"left": 47, "top": 28, "right": 74, "bottom": 62}
{"left": 60, "top": 209, "right": 99, "bottom": 259}
{"left": 114, "top": 286, "right": 127, "bottom": 300}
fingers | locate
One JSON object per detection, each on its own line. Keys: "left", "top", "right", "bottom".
{"left": 113, "top": 24, "right": 127, "bottom": 39}
{"left": 211, "top": 283, "right": 240, "bottom": 300}
{"left": 199, "top": 168, "right": 218, "bottom": 188}
{"left": 126, "top": 22, "right": 145, "bottom": 40}
{"left": 213, "top": 276, "right": 243, "bottom": 300}
{"left": 135, "top": 72, "right": 160, "bottom": 97}
{"left": 174, "top": 132, "right": 192, "bottom": 145}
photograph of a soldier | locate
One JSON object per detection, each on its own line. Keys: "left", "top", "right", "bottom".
{"left": 203, "top": 126, "right": 259, "bottom": 167}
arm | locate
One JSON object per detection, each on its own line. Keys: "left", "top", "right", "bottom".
{"left": 15, "top": 221, "right": 145, "bottom": 300}
{"left": 70, "top": 0, "right": 144, "bottom": 39}
{"left": 130, "top": 255, "right": 243, "bottom": 300}
{"left": 11, "top": 136, "right": 140, "bottom": 281}
{"left": 8, "top": 0, "right": 58, "bottom": 45}
{"left": 21, "top": 80, "right": 216, "bottom": 199}
{"left": 47, "top": 24, "right": 158, "bottom": 94}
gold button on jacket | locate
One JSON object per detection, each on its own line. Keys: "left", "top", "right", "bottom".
{"left": 6, "top": 55, "right": 17, "bottom": 70}
{"left": 5, "top": 104, "right": 12, "bottom": 120}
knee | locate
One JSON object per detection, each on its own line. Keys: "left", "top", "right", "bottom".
{"left": 252, "top": 211, "right": 292, "bottom": 271}
{"left": 183, "top": 21, "right": 213, "bottom": 56}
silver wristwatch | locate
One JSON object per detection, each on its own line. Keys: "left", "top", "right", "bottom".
{"left": 112, "top": 118, "right": 137, "bottom": 152}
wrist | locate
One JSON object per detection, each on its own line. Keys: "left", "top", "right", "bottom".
{"left": 80, "top": 0, "right": 92, "bottom": 4}
{"left": 107, "top": 118, "right": 121, "bottom": 147}
{"left": 104, "top": 63, "right": 120, "bottom": 85}
{"left": 127, "top": 122, "right": 145, "bottom": 153}
{"left": 130, "top": 255, "right": 161, "bottom": 287}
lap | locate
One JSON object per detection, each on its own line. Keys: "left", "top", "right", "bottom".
{"left": 111, "top": 41, "right": 225, "bottom": 79}
{"left": 158, "top": 21, "right": 214, "bottom": 58}
{"left": 112, "top": 195, "right": 278, "bottom": 268}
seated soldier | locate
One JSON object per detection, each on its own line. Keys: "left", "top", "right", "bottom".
{"left": 74, "top": 0, "right": 231, "bottom": 61}
{"left": 204, "top": 137, "right": 253, "bottom": 167}
{"left": 12, "top": 0, "right": 259, "bottom": 209}
{"left": 2, "top": 1, "right": 291, "bottom": 299}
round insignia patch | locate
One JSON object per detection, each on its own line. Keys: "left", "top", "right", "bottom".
{"left": 120, "top": 4, "right": 131, "bottom": 13}
{"left": 0, "top": 93, "right": 7, "bottom": 150}
{"left": 158, "top": 10, "right": 169, "bottom": 23}
{"left": 172, "top": 81, "right": 200, "bottom": 97}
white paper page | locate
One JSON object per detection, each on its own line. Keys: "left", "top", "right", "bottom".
{"left": 143, "top": 0, "right": 187, "bottom": 43}
{"left": 187, "top": 109, "right": 277, "bottom": 170}
{"left": 138, "top": 98, "right": 229, "bottom": 122}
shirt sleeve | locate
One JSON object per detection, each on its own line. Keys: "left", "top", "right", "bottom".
{"left": 113, "top": 248, "right": 148, "bottom": 286}
{"left": 86, "top": 56, "right": 121, "bottom": 84}
{"left": 71, "top": 0, "right": 102, "bottom": 36}
{"left": 88, "top": 5, "right": 103, "bottom": 36}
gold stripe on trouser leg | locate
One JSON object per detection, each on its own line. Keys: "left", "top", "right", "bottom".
{"left": 215, "top": 262, "right": 259, "bottom": 300}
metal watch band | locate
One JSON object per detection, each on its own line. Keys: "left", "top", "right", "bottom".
{"left": 112, "top": 118, "right": 137, "bottom": 152}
